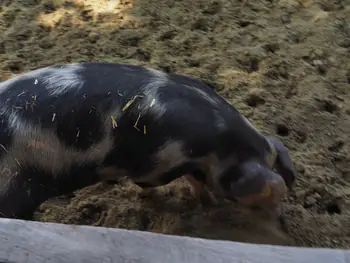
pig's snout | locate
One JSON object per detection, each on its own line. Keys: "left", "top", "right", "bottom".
{"left": 235, "top": 176, "right": 287, "bottom": 208}
{"left": 228, "top": 161, "right": 287, "bottom": 209}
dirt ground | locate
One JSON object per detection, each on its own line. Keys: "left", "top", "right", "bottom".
{"left": 1, "top": 0, "right": 350, "bottom": 249}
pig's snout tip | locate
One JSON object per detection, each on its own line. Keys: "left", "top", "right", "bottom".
{"left": 236, "top": 179, "right": 287, "bottom": 209}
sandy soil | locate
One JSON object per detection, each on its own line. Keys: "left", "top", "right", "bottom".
{"left": 1, "top": 0, "right": 350, "bottom": 249}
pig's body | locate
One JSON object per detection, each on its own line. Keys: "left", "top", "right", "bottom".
{"left": 0, "top": 62, "right": 295, "bottom": 218}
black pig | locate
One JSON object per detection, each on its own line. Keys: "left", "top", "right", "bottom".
{"left": 0, "top": 62, "right": 295, "bottom": 218}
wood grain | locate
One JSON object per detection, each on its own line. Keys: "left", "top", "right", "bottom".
{"left": 0, "top": 218, "right": 349, "bottom": 263}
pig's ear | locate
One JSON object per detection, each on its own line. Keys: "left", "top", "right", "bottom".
{"left": 265, "top": 136, "right": 296, "bottom": 190}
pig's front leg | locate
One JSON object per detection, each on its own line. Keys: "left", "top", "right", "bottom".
{"left": 184, "top": 174, "right": 218, "bottom": 205}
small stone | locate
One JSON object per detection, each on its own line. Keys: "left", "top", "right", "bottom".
{"left": 304, "top": 196, "right": 317, "bottom": 207}
{"left": 312, "top": 59, "right": 323, "bottom": 66}
{"left": 317, "top": 64, "right": 327, "bottom": 74}
{"left": 309, "top": 178, "right": 318, "bottom": 185}
{"left": 88, "top": 32, "right": 100, "bottom": 43}
{"left": 312, "top": 184, "right": 326, "bottom": 194}
{"left": 295, "top": 190, "right": 306, "bottom": 199}
{"left": 334, "top": 191, "right": 344, "bottom": 198}
{"left": 314, "top": 49, "right": 325, "bottom": 57}
{"left": 281, "top": 15, "right": 291, "bottom": 24}
{"left": 314, "top": 193, "right": 321, "bottom": 199}
{"left": 328, "top": 57, "right": 337, "bottom": 64}
{"left": 343, "top": 187, "right": 350, "bottom": 196}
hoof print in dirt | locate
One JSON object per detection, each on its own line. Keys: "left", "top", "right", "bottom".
{"left": 346, "top": 72, "right": 350, "bottom": 84}
{"left": 294, "top": 130, "right": 307, "bottom": 144}
{"left": 303, "top": 193, "right": 343, "bottom": 215}
{"left": 0, "top": 42, "right": 4, "bottom": 54}
{"left": 265, "top": 61, "right": 289, "bottom": 79}
{"left": 237, "top": 20, "right": 251, "bottom": 28}
{"left": 238, "top": 57, "right": 260, "bottom": 73}
{"left": 263, "top": 43, "right": 280, "bottom": 54}
{"left": 328, "top": 140, "right": 344, "bottom": 152}
{"left": 318, "top": 1, "right": 345, "bottom": 12}
{"left": 42, "top": 0, "right": 64, "bottom": 13}
{"left": 158, "top": 30, "right": 177, "bottom": 41}
{"left": 275, "top": 123, "right": 290, "bottom": 137}
{"left": 192, "top": 17, "right": 211, "bottom": 31}
{"left": 315, "top": 98, "right": 341, "bottom": 115}
{"left": 310, "top": 59, "right": 327, "bottom": 75}
{"left": 4, "top": 59, "right": 23, "bottom": 73}
{"left": 244, "top": 89, "right": 266, "bottom": 108}
{"left": 318, "top": 198, "right": 342, "bottom": 215}
{"left": 303, "top": 195, "right": 317, "bottom": 208}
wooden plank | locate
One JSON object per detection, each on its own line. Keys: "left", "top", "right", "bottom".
{"left": 0, "top": 218, "right": 349, "bottom": 263}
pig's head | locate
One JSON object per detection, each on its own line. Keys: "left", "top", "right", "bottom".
{"left": 217, "top": 160, "right": 287, "bottom": 208}
{"left": 215, "top": 137, "right": 296, "bottom": 209}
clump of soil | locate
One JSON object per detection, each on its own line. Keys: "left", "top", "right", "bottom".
{"left": 1, "top": 0, "right": 350, "bottom": 249}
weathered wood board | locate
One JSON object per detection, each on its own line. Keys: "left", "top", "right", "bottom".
{"left": 0, "top": 218, "right": 349, "bottom": 263}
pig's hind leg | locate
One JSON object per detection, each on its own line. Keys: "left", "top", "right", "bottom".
{"left": 0, "top": 166, "right": 51, "bottom": 219}
{"left": 138, "top": 167, "right": 218, "bottom": 205}
{"left": 0, "top": 163, "right": 102, "bottom": 219}
{"left": 135, "top": 164, "right": 214, "bottom": 202}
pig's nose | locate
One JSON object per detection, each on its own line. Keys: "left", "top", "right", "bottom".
{"left": 231, "top": 162, "right": 288, "bottom": 209}
{"left": 235, "top": 177, "right": 287, "bottom": 208}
